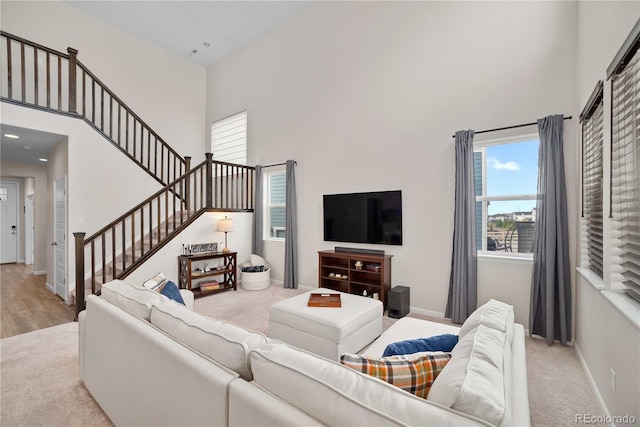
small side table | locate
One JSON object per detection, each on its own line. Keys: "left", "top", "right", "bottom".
{"left": 178, "top": 251, "right": 237, "bottom": 298}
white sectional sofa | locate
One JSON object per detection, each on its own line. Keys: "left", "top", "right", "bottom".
{"left": 79, "top": 281, "right": 529, "bottom": 426}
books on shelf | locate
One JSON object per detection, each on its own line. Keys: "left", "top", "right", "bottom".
{"left": 199, "top": 280, "right": 221, "bottom": 292}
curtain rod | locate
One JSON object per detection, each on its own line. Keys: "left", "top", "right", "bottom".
{"left": 261, "top": 161, "right": 297, "bottom": 168}
{"left": 451, "top": 116, "right": 572, "bottom": 138}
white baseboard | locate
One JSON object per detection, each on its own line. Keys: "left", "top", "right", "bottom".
{"left": 409, "top": 306, "right": 446, "bottom": 318}
{"left": 32, "top": 270, "right": 47, "bottom": 276}
{"left": 45, "top": 282, "right": 55, "bottom": 293}
{"left": 574, "top": 342, "right": 611, "bottom": 423}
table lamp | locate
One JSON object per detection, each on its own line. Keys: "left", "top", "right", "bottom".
{"left": 217, "top": 216, "right": 234, "bottom": 253}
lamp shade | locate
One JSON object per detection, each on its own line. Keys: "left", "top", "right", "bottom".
{"left": 217, "top": 218, "right": 234, "bottom": 233}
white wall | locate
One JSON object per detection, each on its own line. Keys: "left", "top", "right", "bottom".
{"left": 1, "top": 0, "right": 208, "bottom": 300}
{"left": 1, "top": 103, "right": 167, "bottom": 300}
{"left": 125, "top": 212, "right": 252, "bottom": 287}
{"left": 574, "top": 1, "right": 640, "bottom": 421}
{"left": 0, "top": 0, "right": 207, "bottom": 162}
{"left": 206, "top": 1, "right": 578, "bottom": 324}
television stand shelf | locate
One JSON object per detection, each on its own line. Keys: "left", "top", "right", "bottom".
{"left": 318, "top": 250, "right": 392, "bottom": 307}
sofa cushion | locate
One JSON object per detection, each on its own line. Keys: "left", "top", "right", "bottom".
{"left": 150, "top": 301, "right": 268, "bottom": 380}
{"left": 428, "top": 325, "right": 507, "bottom": 426}
{"left": 250, "top": 342, "right": 486, "bottom": 426}
{"left": 101, "top": 280, "right": 169, "bottom": 320}
{"left": 382, "top": 334, "right": 459, "bottom": 356}
{"left": 340, "top": 352, "right": 451, "bottom": 399}
{"left": 458, "top": 299, "right": 514, "bottom": 343}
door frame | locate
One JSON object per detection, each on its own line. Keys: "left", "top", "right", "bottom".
{"left": 53, "top": 176, "right": 67, "bottom": 302}
{"left": 25, "top": 193, "right": 34, "bottom": 265}
{"left": 0, "top": 179, "right": 21, "bottom": 264}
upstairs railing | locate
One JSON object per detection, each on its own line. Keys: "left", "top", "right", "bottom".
{"left": 74, "top": 154, "right": 255, "bottom": 317}
{"left": 1, "top": 31, "right": 185, "bottom": 185}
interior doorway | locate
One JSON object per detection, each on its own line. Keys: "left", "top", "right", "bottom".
{"left": 0, "top": 180, "right": 20, "bottom": 264}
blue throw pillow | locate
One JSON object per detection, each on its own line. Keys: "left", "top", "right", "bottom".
{"left": 382, "top": 334, "right": 459, "bottom": 357}
{"left": 159, "top": 280, "right": 185, "bottom": 305}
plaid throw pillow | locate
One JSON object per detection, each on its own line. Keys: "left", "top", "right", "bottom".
{"left": 340, "top": 352, "right": 452, "bottom": 399}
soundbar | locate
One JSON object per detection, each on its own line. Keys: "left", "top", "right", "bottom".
{"left": 335, "top": 247, "right": 385, "bottom": 256}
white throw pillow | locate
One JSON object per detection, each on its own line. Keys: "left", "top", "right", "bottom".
{"left": 427, "top": 325, "right": 507, "bottom": 426}
{"left": 101, "top": 280, "right": 169, "bottom": 320}
{"left": 459, "top": 299, "right": 514, "bottom": 343}
{"left": 150, "top": 301, "right": 268, "bottom": 380}
{"left": 249, "top": 254, "right": 271, "bottom": 270}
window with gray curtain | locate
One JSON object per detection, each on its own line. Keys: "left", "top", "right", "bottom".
{"left": 611, "top": 41, "right": 640, "bottom": 304}
{"left": 266, "top": 171, "right": 286, "bottom": 239}
{"left": 580, "top": 82, "right": 604, "bottom": 278}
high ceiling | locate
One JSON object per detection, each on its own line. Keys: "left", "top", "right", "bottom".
{"left": 1, "top": 2, "right": 310, "bottom": 166}
{"left": 66, "top": 1, "right": 310, "bottom": 67}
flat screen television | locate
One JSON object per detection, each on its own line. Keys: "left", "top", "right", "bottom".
{"left": 323, "top": 190, "right": 402, "bottom": 245}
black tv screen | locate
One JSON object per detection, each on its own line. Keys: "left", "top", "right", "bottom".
{"left": 323, "top": 191, "right": 402, "bottom": 245}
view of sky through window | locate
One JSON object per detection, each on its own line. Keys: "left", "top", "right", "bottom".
{"left": 485, "top": 139, "right": 539, "bottom": 215}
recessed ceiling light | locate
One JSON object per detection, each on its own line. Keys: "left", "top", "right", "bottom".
{"left": 39, "top": 158, "right": 48, "bottom": 162}
{"left": 23, "top": 145, "right": 32, "bottom": 151}
{"left": 188, "top": 49, "right": 198, "bottom": 56}
{"left": 203, "top": 42, "right": 211, "bottom": 47}
{"left": 4, "top": 134, "right": 19, "bottom": 139}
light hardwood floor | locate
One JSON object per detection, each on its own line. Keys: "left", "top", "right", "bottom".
{"left": 1, "top": 263, "right": 75, "bottom": 338}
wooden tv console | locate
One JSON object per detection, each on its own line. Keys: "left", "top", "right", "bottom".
{"left": 318, "top": 250, "right": 392, "bottom": 307}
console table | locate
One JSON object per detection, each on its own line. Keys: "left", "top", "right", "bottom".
{"left": 318, "top": 250, "right": 392, "bottom": 307}
{"left": 178, "top": 252, "right": 237, "bottom": 298}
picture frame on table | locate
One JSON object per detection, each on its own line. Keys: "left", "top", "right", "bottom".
{"left": 190, "top": 243, "right": 218, "bottom": 254}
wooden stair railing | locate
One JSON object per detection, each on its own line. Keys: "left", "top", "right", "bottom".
{"left": 74, "top": 154, "right": 255, "bottom": 317}
{"left": 1, "top": 31, "right": 185, "bottom": 186}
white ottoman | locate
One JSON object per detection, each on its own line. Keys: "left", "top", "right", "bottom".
{"left": 268, "top": 288, "right": 383, "bottom": 360}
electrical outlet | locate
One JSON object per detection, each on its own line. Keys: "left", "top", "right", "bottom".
{"left": 610, "top": 369, "right": 616, "bottom": 392}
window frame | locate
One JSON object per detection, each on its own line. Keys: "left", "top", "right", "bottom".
{"left": 580, "top": 81, "right": 605, "bottom": 278}
{"left": 474, "top": 133, "right": 539, "bottom": 257}
{"left": 210, "top": 110, "right": 247, "bottom": 166}
{"left": 263, "top": 168, "right": 286, "bottom": 243}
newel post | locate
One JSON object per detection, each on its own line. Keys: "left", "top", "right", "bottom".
{"left": 184, "top": 156, "right": 191, "bottom": 210}
{"left": 205, "top": 153, "right": 213, "bottom": 209}
{"left": 74, "top": 232, "right": 85, "bottom": 321}
{"left": 67, "top": 47, "right": 78, "bottom": 114}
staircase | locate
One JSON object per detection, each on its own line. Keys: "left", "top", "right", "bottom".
{"left": 0, "top": 32, "right": 256, "bottom": 316}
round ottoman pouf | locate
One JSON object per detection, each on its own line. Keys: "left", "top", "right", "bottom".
{"left": 241, "top": 269, "right": 271, "bottom": 290}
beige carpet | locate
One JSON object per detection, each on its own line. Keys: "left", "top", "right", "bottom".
{"left": 1, "top": 285, "right": 604, "bottom": 426}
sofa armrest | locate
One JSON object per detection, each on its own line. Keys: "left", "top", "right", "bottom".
{"left": 180, "top": 289, "right": 194, "bottom": 311}
{"left": 78, "top": 310, "right": 87, "bottom": 381}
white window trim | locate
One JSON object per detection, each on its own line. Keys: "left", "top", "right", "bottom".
{"left": 263, "top": 168, "right": 286, "bottom": 243}
{"left": 475, "top": 133, "right": 538, "bottom": 257}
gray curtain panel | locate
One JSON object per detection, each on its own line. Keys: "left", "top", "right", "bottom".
{"left": 284, "top": 160, "right": 298, "bottom": 289}
{"left": 445, "top": 130, "right": 478, "bottom": 324}
{"left": 251, "top": 165, "right": 264, "bottom": 256}
{"left": 530, "top": 114, "right": 571, "bottom": 345}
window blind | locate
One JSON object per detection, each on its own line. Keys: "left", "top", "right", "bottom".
{"left": 611, "top": 43, "right": 640, "bottom": 303}
{"left": 211, "top": 111, "right": 247, "bottom": 165}
{"left": 581, "top": 83, "right": 604, "bottom": 277}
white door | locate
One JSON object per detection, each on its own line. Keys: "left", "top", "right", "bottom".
{"left": 54, "top": 177, "right": 66, "bottom": 300}
{"left": 25, "top": 194, "right": 34, "bottom": 265}
{"left": 0, "top": 181, "right": 19, "bottom": 264}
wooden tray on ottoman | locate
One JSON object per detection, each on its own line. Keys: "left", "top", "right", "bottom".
{"left": 308, "top": 293, "right": 342, "bottom": 308}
